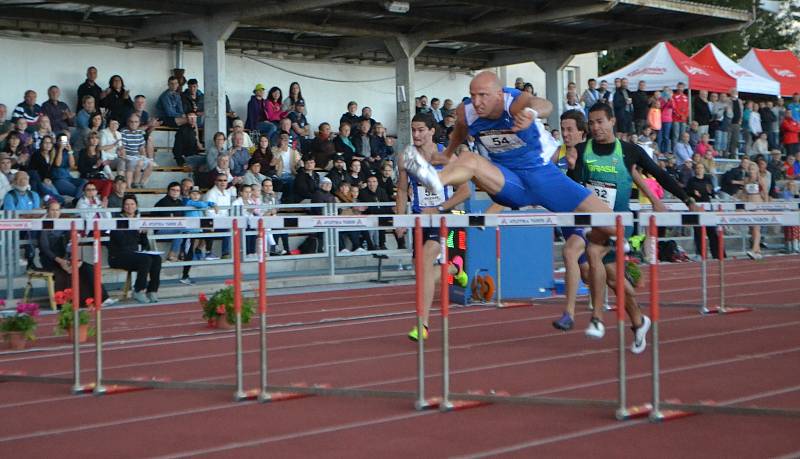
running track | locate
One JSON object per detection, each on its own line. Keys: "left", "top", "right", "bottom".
{"left": 1, "top": 256, "right": 799, "bottom": 458}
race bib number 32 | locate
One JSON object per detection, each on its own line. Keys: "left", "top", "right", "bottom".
{"left": 479, "top": 129, "right": 526, "bottom": 154}
{"left": 587, "top": 181, "right": 617, "bottom": 208}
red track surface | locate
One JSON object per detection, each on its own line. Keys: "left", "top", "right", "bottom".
{"left": 2, "top": 256, "right": 800, "bottom": 458}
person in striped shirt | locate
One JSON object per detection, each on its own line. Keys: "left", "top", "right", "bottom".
{"left": 120, "top": 113, "right": 152, "bottom": 188}
{"left": 11, "top": 90, "right": 41, "bottom": 133}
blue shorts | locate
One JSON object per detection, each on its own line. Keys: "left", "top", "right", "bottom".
{"left": 561, "top": 226, "right": 588, "bottom": 265}
{"left": 491, "top": 162, "right": 591, "bottom": 212}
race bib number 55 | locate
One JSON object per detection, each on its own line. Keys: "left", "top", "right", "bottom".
{"left": 417, "top": 186, "right": 445, "bottom": 207}
{"left": 479, "top": 129, "right": 526, "bottom": 154}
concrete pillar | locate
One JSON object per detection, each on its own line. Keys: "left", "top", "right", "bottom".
{"left": 385, "top": 37, "right": 427, "bottom": 155}
{"left": 175, "top": 40, "right": 184, "bottom": 69}
{"left": 191, "top": 20, "right": 238, "bottom": 149}
{"left": 539, "top": 53, "right": 573, "bottom": 130}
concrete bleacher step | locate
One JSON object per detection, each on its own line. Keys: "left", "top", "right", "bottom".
{"left": 144, "top": 169, "right": 195, "bottom": 189}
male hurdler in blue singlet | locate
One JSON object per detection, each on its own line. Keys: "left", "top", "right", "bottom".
{"left": 403, "top": 71, "right": 615, "bottom": 324}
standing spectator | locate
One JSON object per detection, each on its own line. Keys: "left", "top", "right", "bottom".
{"left": 292, "top": 155, "right": 320, "bottom": 202}
{"left": 281, "top": 81, "right": 305, "bottom": 113}
{"left": 181, "top": 78, "right": 204, "bottom": 126}
{"left": 261, "top": 178, "right": 288, "bottom": 255}
{"left": 788, "top": 93, "right": 800, "bottom": 121}
{"left": 108, "top": 195, "right": 162, "bottom": 303}
{"left": 658, "top": 88, "right": 674, "bottom": 153}
{"left": 76, "top": 66, "right": 102, "bottom": 112}
{"left": 727, "top": 90, "right": 743, "bottom": 157}
{"left": 581, "top": 79, "right": 602, "bottom": 118}
{"left": 100, "top": 75, "right": 134, "bottom": 125}
{"left": 674, "top": 131, "right": 693, "bottom": 166}
{"left": 172, "top": 112, "right": 203, "bottom": 168}
{"left": 781, "top": 110, "right": 800, "bottom": 156}
{"left": 105, "top": 175, "right": 127, "bottom": 210}
{"left": 340, "top": 101, "right": 360, "bottom": 127}
{"left": 564, "top": 92, "right": 582, "bottom": 113}
{"left": 693, "top": 90, "right": 712, "bottom": 135}
{"left": 204, "top": 173, "right": 237, "bottom": 259}
{"left": 631, "top": 80, "right": 649, "bottom": 134}
{"left": 75, "top": 95, "right": 98, "bottom": 131}
{"left": 77, "top": 132, "right": 113, "bottom": 198}
{"left": 309, "top": 122, "right": 335, "bottom": 169}
{"left": 760, "top": 100, "right": 777, "bottom": 150}
{"left": 12, "top": 90, "right": 41, "bottom": 132}
{"left": 265, "top": 87, "right": 288, "bottom": 125}
{"left": 246, "top": 84, "right": 276, "bottom": 137}
{"left": 120, "top": 114, "right": 153, "bottom": 188}
{"left": 672, "top": 82, "right": 689, "bottom": 145}
{"left": 647, "top": 99, "right": 662, "bottom": 144}
{"left": 205, "top": 131, "right": 228, "bottom": 173}
{"left": 597, "top": 80, "right": 611, "bottom": 106}
{"left": 770, "top": 99, "right": 784, "bottom": 150}
{"left": 685, "top": 162, "right": 720, "bottom": 259}
{"left": 612, "top": 78, "right": 633, "bottom": 134}
{"left": 228, "top": 131, "right": 251, "bottom": 178}
{"left": 747, "top": 102, "right": 763, "bottom": 153}
{"left": 713, "top": 93, "right": 732, "bottom": 156}
{"left": 156, "top": 76, "right": 187, "bottom": 128}
{"left": 40, "top": 86, "right": 74, "bottom": 134}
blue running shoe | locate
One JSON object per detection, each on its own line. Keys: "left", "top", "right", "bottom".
{"left": 552, "top": 312, "right": 574, "bottom": 331}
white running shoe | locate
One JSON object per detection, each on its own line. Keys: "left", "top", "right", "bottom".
{"left": 585, "top": 317, "right": 605, "bottom": 339}
{"left": 402, "top": 145, "right": 444, "bottom": 196}
{"left": 101, "top": 297, "right": 119, "bottom": 307}
{"left": 631, "top": 315, "right": 651, "bottom": 354}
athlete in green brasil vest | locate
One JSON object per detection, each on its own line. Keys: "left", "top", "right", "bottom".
{"left": 570, "top": 103, "right": 699, "bottom": 354}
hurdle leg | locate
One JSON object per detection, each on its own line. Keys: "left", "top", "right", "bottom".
{"left": 413, "top": 218, "right": 429, "bottom": 411}
{"left": 613, "top": 216, "right": 629, "bottom": 420}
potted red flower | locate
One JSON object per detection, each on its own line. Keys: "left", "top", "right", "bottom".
{"left": 199, "top": 280, "right": 254, "bottom": 329}
{"left": 0, "top": 301, "right": 40, "bottom": 350}
{"left": 53, "top": 289, "right": 95, "bottom": 343}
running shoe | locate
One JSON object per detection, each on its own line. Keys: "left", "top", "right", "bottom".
{"left": 147, "top": 292, "right": 159, "bottom": 303}
{"left": 179, "top": 277, "right": 195, "bottom": 285}
{"left": 552, "top": 312, "right": 574, "bottom": 331}
{"left": 746, "top": 250, "right": 756, "bottom": 260}
{"left": 133, "top": 291, "right": 149, "bottom": 304}
{"left": 402, "top": 145, "right": 444, "bottom": 196}
{"left": 407, "top": 325, "right": 429, "bottom": 342}
{"left": 585, "top": 317, "right": 605, "bottom": 339}
{"left": 631, "top": 315, "right": 652, "bottom": 354}
{"left": 205, "top": 254, "right": 220, "bottom": 261}
{"left": 451, "top": 255, "right": 468, "bottom": 287}
{"left": 101, "top": 297, "right": 119, "bottom": 307}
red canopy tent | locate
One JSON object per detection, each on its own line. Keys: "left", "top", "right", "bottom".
{"left": 739, "top": 48, "right": 800, "bottom": 96}
{"left": 599, "top": 42, "right": 735, "bottom": 93}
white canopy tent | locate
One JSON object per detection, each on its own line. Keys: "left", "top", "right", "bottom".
{"left": 691, "top": 43, "right": 780, "bottom": 96}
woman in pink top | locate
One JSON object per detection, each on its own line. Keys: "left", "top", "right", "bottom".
{"left": 265, "top": 87, "right": 289, "bottom": 123}
{"left": 658, "top": 88, "right": 675, "bottom": 154}
{"left": 694, "top": 133, "right": 717, "bottom": 157}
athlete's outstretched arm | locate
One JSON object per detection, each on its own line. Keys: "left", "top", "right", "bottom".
{"left": 442, "top": 104, "right": 468, "bottom": 158}
{"left": 510, "top": 92, "right": 553, "bottom": 119}
{"left": 395, "top": 157, "right": 410, "bottom": 237}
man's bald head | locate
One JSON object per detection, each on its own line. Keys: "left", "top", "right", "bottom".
{"left": 470, "top": 71, "right": 502, "bottom": 92}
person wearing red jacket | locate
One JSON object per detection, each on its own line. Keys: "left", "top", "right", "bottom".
{"left": 671, "top": 82, "right": 689, "bottom": 148}
{"left": 782, "top": 110, "right": 800, "bottom": 156}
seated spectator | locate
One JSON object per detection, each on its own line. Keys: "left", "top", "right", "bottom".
{"left": 372, "top": 123, "right": 394, "bottom": 156}
{"left": 41, "top": 86, "right": 74, "bottom": 134}
{"left": 311, "top": 176, "right": 335, "bottom": 211}
{"left": 288, "top": 100, "right": 310, "bottom": 151}
{"left": 309, "top": 122, "right": 335, "bottom": 169}
{"left": 228, "top": 132, "right": 251, "bottom": 178}
{"left": 180, "top": 185, "right": 213, "bottom": 278}
{"left": 12, "top": 90, "right": 41, "bottom": 132}
{"left": 76, "top": 66, "right": 102, "bottom": 112}
{"left": 75, "top": 182, "right": 110, "bottom": 219}
{"left": 782, "top": 110, "right": 800, "bottom": 156}
{"left": 243, "top": 158, "right": 267, "bottom": 187}
{"left": 429, "top": 98, "right": 443, "bottom": 123}
{"left": 333, "top": 122, "right": 356, "bottom": 163}
{"left": 0, "top": 153, "right": 15, "bottom": 203}
{"left": 340, "top": 101, "right": 360, "bottom": 127}
{"left": 12, "top": 118, "right": 32, "bottom": 149}
{"left": 694, "top": 133, "right": 717, "bottom": 157}
{"left": 32, "top": 115, "right": 54, "bottom": 151}
{"left": 74, "top": 95, "right": 98, "bottom": 131}
{"left": 3, "top": 171, "right": 41, "bottom": 266}
{"left": 293, "top": 156, "right": 320, "bottom": 202}
{"left": 687, "top": 120, "right": 701, "bottom": 148}
{"left": 347, "top": 158, "right": 367, "bottom": 188}
{"left": 281, "top": 81, "right": 305, "bottom": 113}
{"left": 99, "top": 75, "right": 133, "bottom": 124}
{"left": 360, "top": 106, "right": 376, "bottom": 129}
{"left": 204, "top": 173, "right": 237, "bottom": 259}
{"left": 359, "top": 174, "right": 392, "bottom": 249}
{"left": 205, "top": 131, "right": 228, "bottom": 174}
{"left": 0, "top": 104, "right": 12, "bottom": 151}
{"left": 441, "top": 98, "right": 455, "bottom": 119}
{"left": 327, "top": 153, "right": 348, "bottom": 190}
{"left": 721, "top": 156, "right": 750, "bottom": 198}
{"left": 378, "top": 160, "right": 396, "bottom": 199}
{"left": 351, "top": 118, "right": 375, "bottom": 166}
{"left": 251, "top": 135, "right": 277, "bottom": 177}
{"left": 678, "top": 159, "right": 694, "bottom": 188}
{"left": 232, "top": 184, "right": 261, "bottom": 254}
{"left": 4, "top": 131, "right": 30, "bottom": 164}
{"left": 108, "top": 195, "right": 162, "bottom": 303}
{"left": 685, "top": 162, "right": 720, "bottom": 259}
{"left": 751, "top": 132, "right": 769, "bottom": 157}
{"left": 156, "top": 76, "right": 187, "bottom": 128}
{"left": 39, "top": 200, "right": 112, "bottom": 306}
{"left": 785, "top": 154, "right": 800, "bottom": 179}
{"left": 416, "top": 95, "right": 430, "bottom": 114}
{"left": 224, "top": 119, "right": 254, "bottom": 150}
{"left": 77, "top": 131, "right": 113, "bottom": 197}
{"left": 120, "top": 114, "right": 153, "bottom": 188}
{"left": 132, "top": 95, "right": 161, "bottom": 133}
{"left": 245, "top": 84, "right": 276, "bottom": 137}
{"left": 206, "top": 154, "right": 239, "bottom": 192}
{"left": 261, "top": 178, "right": 288, "bottom": 255}
{"left": 181, "top": 79, "right": 204, "bottom": 126}
{"left": 341, "top": 184, "right": 374, "bottom": 252}
{"left": 73, "top": 112, "right": 104, "bottom": 153}
{"left": 106, "top": 175, "right": 127, "bottom": 209}
{"left": 173, "top": 112, "right": 204, "bottom": 169}
{"left": 153, "top": 182, "right": 187, "bottom": 262}
{"left": 673, "top": 131, "right": 693, "bottom": 166}
{"left": 265, "top": 87, "right": 288, "bottom": 125}
{"left": 271, "top": 117, "right": 296, "bottom": 148}
{"left": 49, "top": 133, "right": 87, "bottom": 201}
{"left": 273, "top": 131, "right": 301, "bottom": 199}
{"left": 28, "top": 135, "right": 69, "bottom": 204}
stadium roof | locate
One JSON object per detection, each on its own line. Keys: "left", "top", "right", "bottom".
{"left": 0, "top": 0, "right": 752, "bottom": 70}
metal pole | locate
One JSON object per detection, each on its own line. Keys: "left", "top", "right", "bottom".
{"left": 614, "top": 216, "right": 628, "bottom": 420}
{"left": 92, "top": 221, "right": 106, "bottom": 395}
{"left": 700, "top": 225, "right": 708, "bottom": 314}
{"left": 439, "top": 217, "right": 453, "bottom": 412}
{"left": 648, "top": 216, "right": 664, "bottom": 422}
{"left": 70, "top": 223, "right": 83, "bottom": 394}
{"left": 495, "top": 226, "right": 502, "bottom": 308}
{"left": 257, "top": 219, "right": 271, "bottom": 403}
{"left": 718, "top": 225, "right": 726, "bottom": 313}
{"left": 414, "top": 217, "right": 428, "bottom": 410}
{"left": 233, "top": 219, "right": 246, "bottom": 401}
{"left": 328, "top": 203, "right": 336, "bottom": 278}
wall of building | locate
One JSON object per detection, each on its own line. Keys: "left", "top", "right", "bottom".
{"left": 0, "top": 36, "right": 598, "bottom": 133}
{"left": 500, "top": 52, "right": 599, "bottom": 99}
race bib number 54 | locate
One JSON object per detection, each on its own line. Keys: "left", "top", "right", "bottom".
{"left": 479, "top": 129, "right": 526, "bottom": 154}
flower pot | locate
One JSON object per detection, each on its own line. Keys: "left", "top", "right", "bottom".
{"left": 214, "top": 317, "right": 233, "bottom": 330}
{"left": 66, "top": 324, "right": 89, "bottom": 343}
{"left": 5, "top": 332, "right": 27, "bottom": 350}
